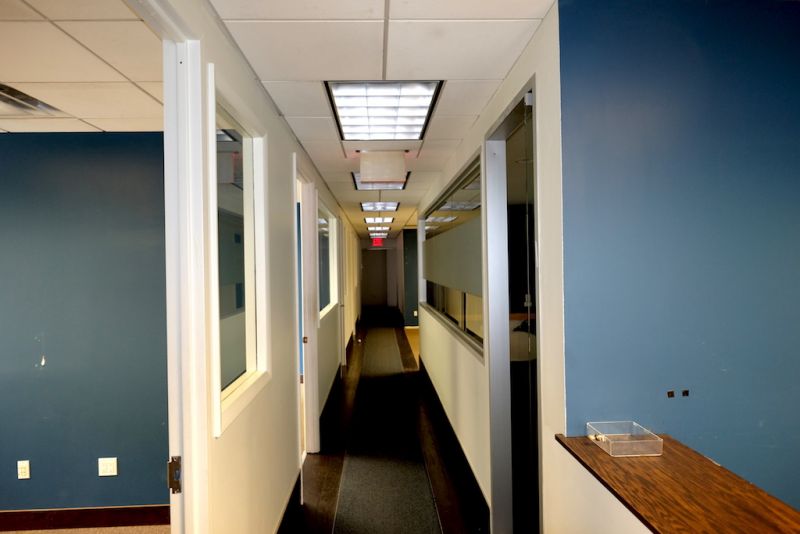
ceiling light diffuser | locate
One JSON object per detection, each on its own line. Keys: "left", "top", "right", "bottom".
{"left": 426, "top": 215, "right": 457, "bottom": 223}
{"left": 370, "top": 232, "right": 389, "bottom": 238}
{"left": 365, "top": 217, "right": 394, "bottom": 224}
{"left": 353, "top": 172, "right": 408, "bottom": 191}
{"left": 361, "top": 202, "right": 399, "bottom": 212}
{"left": 327, "top": 81, "right": 441, "bottom": 141}
{"left": 368, "top": 226, "right": 390, "bottom": 232}
{"left": 440, "top": 201, "right": 480, "bottom": 211}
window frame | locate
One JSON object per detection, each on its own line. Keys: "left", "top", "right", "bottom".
{"left": 317, "top": 199, "right": 338, "bottom": 319}
{"left": 207, "top": 63, "right": 271, "bottom": 438}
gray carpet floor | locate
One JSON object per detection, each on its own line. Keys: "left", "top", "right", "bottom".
{"left": 333, "top": 328, "right": 441, "bottom": 534}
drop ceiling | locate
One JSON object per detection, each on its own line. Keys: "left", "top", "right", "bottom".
{"left": 0, "top": 0, "right": 556, "bottom": 238}
{"left": 0, "top": 0, "right": 163, "bottom": 133}
{"left": 213, "top": 0, "right": 554, "bottom": 237}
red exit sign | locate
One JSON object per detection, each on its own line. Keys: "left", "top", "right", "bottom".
{"left": 372, "top": 237, "right": 384, "bottom": 247}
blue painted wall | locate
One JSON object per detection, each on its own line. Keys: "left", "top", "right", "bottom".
{"left": 0, "top": 133, "right": 168, "bottom": 509}
{"left": 403, "top": 229, "right": 419, "bottom": 326}
{"left": 559, "top": 0, "right": 800, "bottom": 507}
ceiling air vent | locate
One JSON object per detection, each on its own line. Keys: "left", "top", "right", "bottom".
{"left": 0, "top": 84, "right": 64, "bottom": 118}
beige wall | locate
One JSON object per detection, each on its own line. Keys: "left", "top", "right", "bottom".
{"left": 419, "top": 306, "right": 491, "bottom": 501}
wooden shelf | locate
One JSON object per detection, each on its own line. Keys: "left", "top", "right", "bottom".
{"left": 556, "top": 434, "right": 800, "bottom": 533}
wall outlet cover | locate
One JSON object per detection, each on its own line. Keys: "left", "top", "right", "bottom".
{"left": 17, "top": 460, "right": 30, "bottom": 480}
{"left": 98, "top": 457, "right": 118, "bottom": 477}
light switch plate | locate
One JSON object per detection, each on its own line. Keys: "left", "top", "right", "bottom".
{"left": 17, "top": 460, "right": 30, "bottom": 480}
{"left": 98, "top": 457, "right": 118, "bottom": 477}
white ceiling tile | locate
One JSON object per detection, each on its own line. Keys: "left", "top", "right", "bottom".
{"left": 227, "top": 21, "right": 383, "bottom": 81}
{"left": 321, "top": 171, "right": 355, "bottom": 183}
{"left": 0, "top": 0, "right": 42, "bottom": 20}
{"left": 85, "top": 117, "right": 163, "bottom": 131}
{"left": 26, "top": 0, "right": 139, "bottom": 20}
{"left": 303, "top": 140, "right": 357, "bottom": 172}
{"left": 390, "top": 0, "right": 552, "bottom": 20}
{"left": 138, "top": 82, "right": 163, "bottom": 102}
{"left": 285, "top": 116, "right": 339, "bottom": 142}
{"left": 0, "top": 22, "right": 125, "bottom": 82}
{"left": 386, "top": 20, "right": 539, "bottom": 80}
{"left": 57, "top": 21, "right": 162, "bottom": 81}
{"left": 263, "top": 82, "right": 331, "bottom": 117}
{"left": 0, "top": 118, "right": 99, "bottom": 131}
{"left": 424, "top": 115, "right": 476, "bottom": 140}
{"left": 406, "top": 171, "right": 439, "bottom": 190}
{"left": 10, "top": 82, "right": 162, "bottom": 118}
{"left": 211, "top": 0, "right": 383, "bottom": 20}
{"left": 435, "top": 80, "right": 501, "bottom": 116}
{"left": 407, "top": 138, "right": 461, "bottom": 171}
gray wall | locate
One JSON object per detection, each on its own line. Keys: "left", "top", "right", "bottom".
{"left": 0, "top": 133, "right": 168, "bottom": 509}
{"left": 403, "top": 229, "right": 419, "bottom": 326}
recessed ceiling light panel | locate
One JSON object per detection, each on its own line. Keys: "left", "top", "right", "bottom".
{"left": 352, "top": 171, "right": 408, "bottom": 191}
{"left": 365, "top": 217, "right": 394, "bottom": 224}
{"left": 440, "top": 201, "right": 480, "bottom": 211}
{"left": 368, "top": 226, "right": 390, "bottom": 231}
{"left": 361, "top": 202, "right": 399, "bottom": 212}
{"left": 426, "top": 215, "right": 457, "bottom": 223}
{"left": 370, "top": 232, "right": 389, "bottom": 238}
{"left": 327, "top": 81, "right": 441, "bottom": 141}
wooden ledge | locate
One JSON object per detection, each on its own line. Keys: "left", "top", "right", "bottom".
{"left": 556, "top": 434, "right": 800, "bottom": 533}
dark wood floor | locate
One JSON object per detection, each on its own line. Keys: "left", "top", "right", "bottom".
{"left": 279, "top": 308, "right": 488, "bottom": 533}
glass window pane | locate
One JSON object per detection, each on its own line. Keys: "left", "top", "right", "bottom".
{"left": 217, "top": 107, "right": 252, "bottom": 390}
{"left": 465, "top": 293, "right": 483, "bottom": 341}
{"left": 318, "top": 210, "right": 331, "bottom": 310}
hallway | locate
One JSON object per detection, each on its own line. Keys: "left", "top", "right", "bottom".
{"left": 280, "top": 308, "right": 488, "bottom": 534}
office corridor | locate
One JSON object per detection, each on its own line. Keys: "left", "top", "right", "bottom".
{"left": 280, "top": 308, "right": 488, "bottom": 534}
{"left": 333, "top": 327, "right": 440, "bottom": 533}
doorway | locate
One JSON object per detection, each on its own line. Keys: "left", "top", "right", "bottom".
{"left": 361, "top": 249, "right": 388, "bottom": 306}
{"left": 296, "top": 179, "right": 306, "bottom": 458}
{"left": 486, "top": 89, "right": 540, "bottom": 533}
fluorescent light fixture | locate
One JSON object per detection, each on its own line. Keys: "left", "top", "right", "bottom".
{"left": 426, "top": 215, "right": 457, "bottom": 223}
{"left": 370, "top": 232, "right": 388, "bottom": 238}
{"left": 361, "top": 202, "right": 399, "bottom": 212}
{"left": 368, "top": 226, "right": 390, "bottom": 231}
{"left": 318, "top": 218, "right": 328, "bottom": 225}
{"left": 440, "top": 201, "right": 480, "bottom": 211}
{"left": 365, "top": 217, "right": 394, "bottom": 224}
{"left": 425, "top": 225, "right": 439, "bottom": 231}
{"left": 352, "top": 172, "right": 408, "bottom": 191}
{"left": 327, "top": 81, "right": 441, "bottom": 141}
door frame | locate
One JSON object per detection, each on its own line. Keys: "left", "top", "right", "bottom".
{"left": 296, "top": 168, "right": 322, "bottom": 454}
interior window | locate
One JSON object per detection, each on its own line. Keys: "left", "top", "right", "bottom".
{"left": 216, "top": 106, "right": 255, "bottom": 390}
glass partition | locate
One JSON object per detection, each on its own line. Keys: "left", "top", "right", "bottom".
{"left": 423, "top": 158, "right": 483, "bottom": 343}
{"left": 318, "top": 210, "right": 331, "bottom": 311}
{"left": 216, "top": 106, "right": 254, "bottom": 390}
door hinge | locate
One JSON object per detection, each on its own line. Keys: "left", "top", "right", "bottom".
{"left": 168, "top": 456, "right": 182, "bottom": 494}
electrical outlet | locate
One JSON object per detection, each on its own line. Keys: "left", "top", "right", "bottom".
{"left": 98, "top": 457, "right": 118, "bottom": 477}
{"left": 413, "top": 309, "right": 418, "bottom": 317}
{"left": 17, "top": 460, "right": 30, "bottom": 480}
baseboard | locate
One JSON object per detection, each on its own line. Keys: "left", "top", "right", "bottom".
{"left": 0, "top": 505, "right": 169, "bottom": 531}
{"left": 418, "top": 360, "right": 490, "bottom": 533}
{"left": 276, "top": 472, "right": 302, "bottom": 534}
{"left": 319, "top": 366, "right": 345, "bottom": 452}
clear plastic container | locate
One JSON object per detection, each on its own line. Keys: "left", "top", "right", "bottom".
{"left": 586, "top": 421, "right": 663, "bottom": 457}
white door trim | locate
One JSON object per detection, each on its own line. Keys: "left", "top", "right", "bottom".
{"left": 298, "top": 176, "right": 321, "bottom": 453}
{"left": 163, "top": 38, "right": 209, "bottom": 534}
